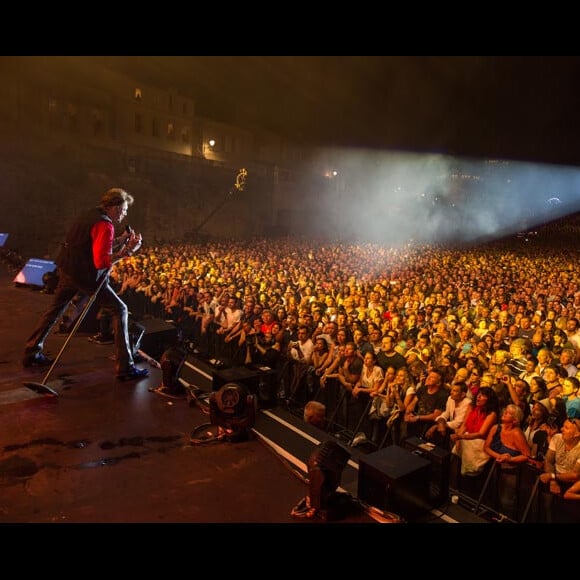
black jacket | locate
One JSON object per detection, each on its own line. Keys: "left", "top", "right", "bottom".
{"left": 56, "top": 207, "right": 111, "bottom": 291}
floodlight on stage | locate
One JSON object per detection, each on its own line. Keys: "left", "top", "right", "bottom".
{"left": 209, "top": 382, "right": 256, "bottom": 442}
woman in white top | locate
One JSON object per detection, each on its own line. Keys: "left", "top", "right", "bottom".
{"left": 353, "top": 350, "right": 384, "bottom": 397}
{"left": 370, "top": 366, "right": 416, "bottom": 447}
{"left": 350, "top": 351, "right": 384, "bottom": 446}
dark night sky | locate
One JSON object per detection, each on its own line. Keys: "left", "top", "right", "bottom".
{"left": 41, "top": 56, "right": 580, "bottom": 166}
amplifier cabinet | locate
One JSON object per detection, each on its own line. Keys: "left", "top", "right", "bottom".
{"left": 358, "top": 445, "right": 431, "bottom": 520}
{"left": 401, "top": 437, "right": 451, "bottom": 507}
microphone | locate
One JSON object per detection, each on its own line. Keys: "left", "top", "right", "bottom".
{"left": 124, "top": 224, "right": 143, "bottom": 253}
{"left": 121, "top": 225, "right": 134, "bottom": 253}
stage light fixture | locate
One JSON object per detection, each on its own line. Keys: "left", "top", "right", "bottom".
{"left": 209, "top": 382, "right": 256, "bottom": 442}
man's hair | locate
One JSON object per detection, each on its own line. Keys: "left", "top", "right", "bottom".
{"left": 511, "top": 338, "right": 530, "bottom": 354}
{"left": 304, "top": 400, "right": 326, "bottom": 429}
{"left": 100, "top": 188, "right": 134, "bottom": 208}
{"left": 452, "top": 381, "right": 468, "bottom": 394}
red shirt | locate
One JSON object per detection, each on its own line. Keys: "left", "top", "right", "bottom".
{"left": 464, "top": 406, "right": 489, "bottom": 433}
{"left": 91, "top": 220, "right": 115, "bottom": 269}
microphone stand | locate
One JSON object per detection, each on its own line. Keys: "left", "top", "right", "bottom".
{"left": 190, "top": 168, "right": 247, "bottom": 237}
{"left": 23, "top": 268, "right": 113, "bottom": 397}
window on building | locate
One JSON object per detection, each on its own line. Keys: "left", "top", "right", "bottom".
{"left": 152, "top": 118, "right": 159, "bottom": 138}
{"left": 134, "top": 88, "right": 142, "bottom": 101}
{"left": 167, "top": 121, "right": 175, "bottom": 139}
{"left": 181, "top": 127, "right": 190, "bottom": 144}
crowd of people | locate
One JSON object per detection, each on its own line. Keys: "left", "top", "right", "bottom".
{"left": 87, "top": 232, "right": 580, "bottom": 521}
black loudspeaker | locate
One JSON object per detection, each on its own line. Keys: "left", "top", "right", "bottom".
{"left": 131, "top": 318, "right": 178, "bottom": 359}
{"left": 212, "top": 365, "right": 277, "bottom": 409}
{"left": 13, "top": 258, "right": 57, "bottom": 288}
{"left": 401, "top": 437, "right": 451, "bottom": 507}
{"left": 358, "top": 445, "right": 431, "bottom": 520}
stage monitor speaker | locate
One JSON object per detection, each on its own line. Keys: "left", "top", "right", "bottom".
{"left": 14, "top": 258, "right": 57, "bottom": 288}
{"left": 131, "top": 318, "right": 178, "bottom": 360}
{"left": 401, "top": 437, "right": 451, "bottom": 507}
{"left": 212, "top": 365, "right": 277, "bottom": 409}
{"left": 358, "top": 445, "right": 431, "bottom": 520}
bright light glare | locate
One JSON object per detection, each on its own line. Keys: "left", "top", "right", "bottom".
{"left": 305, "top": 148, "right": 580, "bottom": 245}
